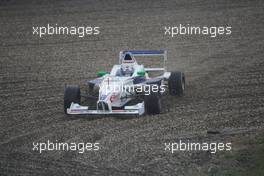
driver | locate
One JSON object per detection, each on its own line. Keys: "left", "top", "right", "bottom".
{"left": 120, "top": 53, "right": 135, "bottom": 76}
{"left": 121, "top": 64, "right": 134, "bottom": 76}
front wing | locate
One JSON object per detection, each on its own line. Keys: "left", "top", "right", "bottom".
{"left": 67, "top": 102, "right": 145, "bottom": 115}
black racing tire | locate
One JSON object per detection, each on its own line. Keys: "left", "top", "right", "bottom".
{"left": 64, "top": 85, "right": 81, "bottom": 114}
{"left": 144, "top": 90, "right": 161, "bottom": 115}
{"left": 168, "top": 71, "right": 185, "bottom": 96}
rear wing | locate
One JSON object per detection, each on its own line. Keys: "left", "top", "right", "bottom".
{"left": 119, "top": 50, "right": 167, "bottom": 72}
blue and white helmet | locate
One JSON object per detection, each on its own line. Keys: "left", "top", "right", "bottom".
{"left": 121, "top": 52, "right": 135, "bottom": 76}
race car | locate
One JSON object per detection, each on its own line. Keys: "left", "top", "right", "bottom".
{"left": 64, "top": 50, "right": 185, "bottom": 116}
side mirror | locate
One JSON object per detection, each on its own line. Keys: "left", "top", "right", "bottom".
{"left": 137, "top": 71, "right": 145, "bottom": 76}
{"left": 97, "top": 71, "right": 108, "bottom": 77}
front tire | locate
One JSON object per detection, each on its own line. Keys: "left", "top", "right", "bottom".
{"left": 144, "top": 91, "right": 161, "bottom": 115}
{"left": 168, "top": 71, "right": 185, "bottom": 96}
{"left": 64, "top": 85, "right": 81, "bottom": 114}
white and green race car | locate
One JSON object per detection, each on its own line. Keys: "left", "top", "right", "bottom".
{"left": 64, "top": 50, "right": 185, "bottom": 116}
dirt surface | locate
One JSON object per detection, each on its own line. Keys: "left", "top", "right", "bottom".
{"left": 0, "top": 0, "right": 264, "bottom": 175}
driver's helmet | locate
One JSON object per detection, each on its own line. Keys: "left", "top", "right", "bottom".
{"left": 121, "top": 64, "right": 134, "bottom": 76}
{"left": 120, "top": 52, "right": 135, "bottom": 76}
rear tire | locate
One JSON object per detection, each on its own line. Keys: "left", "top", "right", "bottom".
{"left": 168, "top": 71, "right": 185, "bottom": 96}
{"left": 64, "top": 85, "right": 81, "bottom": 114}
{"left": 144, "top": 91, "right": 161, "bottom": 115}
